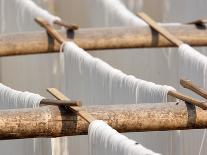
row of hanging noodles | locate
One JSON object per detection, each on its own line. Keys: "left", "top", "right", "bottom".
{"left": 0, "top": 0, "right": 206, "bottom": 155}
{"left": 0, "top": 0, "right": 60, "bottom": 33}
{"left": 59, "top": 4, "right": 207, "bottom": 154}
{"left": 62, "top": 41, "right": 176, "bottom": 105}
{"left": 0, "top": 83, "right": 43, "bottom": 109}
{"left": 89, "top": 120, "right": 161, "bottom": 155}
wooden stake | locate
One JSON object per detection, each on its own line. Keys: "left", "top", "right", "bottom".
{"left": 168, "top": 90, "right": 207, "bottom": 110}
{"left": 180, "top": 79, "right": 207, "bottom": 100}
{"left": 35, "top": 17, "right": 65, "bottom": 44}
{"left": 53, "top": 20, "right": 79, "bottom": 30}
{"left": 47, "top": 88, "right": 70, "bottom": 100}
{"left": 187, "top": 19, "right": 207, "bottom": 25}
{"left": 138, "top": 12, "right": 183, "bottom": 46}
{"left": 40, "top": 99, "right": 82, "bottom": 106}
{"left": 47, "top": 88, "right": 95, "bottom": 123}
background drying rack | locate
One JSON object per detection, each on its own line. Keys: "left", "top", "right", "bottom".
{"left": 0, "top": 13, "right": 207, "bottom": 140}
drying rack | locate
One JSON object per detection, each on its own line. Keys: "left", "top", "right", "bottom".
{"left": 0, "top": 12, "right": 207, "bottom": 140}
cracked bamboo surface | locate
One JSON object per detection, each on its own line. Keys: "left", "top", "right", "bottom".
{"left": 0, "top": 101, "right": 207, "bottom": 140}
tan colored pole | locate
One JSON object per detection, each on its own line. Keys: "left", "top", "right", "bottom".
{"left": 0, "top": 101, "right": 206, "bottom": 140}
{"left": 0, "top": 24, "right": 207, "bottom": 56}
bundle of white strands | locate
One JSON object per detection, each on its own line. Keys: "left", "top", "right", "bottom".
{"left": 16, "top": 0, "right": 61, "bottom": 25}
{"left": 90, "top": 0, "right": 147, "bottom": 26}
{"left": 89, "top": 120, "right": 161, "bottom": 155}
{"left": 1, "top": 0, "right": 61, "bottom": 33}
{"left": 63, "top": 41, "right": 176, "bottom": 105}
{"left": 0, "top": 83, "right": 44, "bottom": 109}
{"left": 89, "top": 0, "right": 182, "bottom": 27}
{"left": 179, "top": 44, "right": 207, "bottom": 89}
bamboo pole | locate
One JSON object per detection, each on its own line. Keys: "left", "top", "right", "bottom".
{"left": 0, "top": 24, "right": 207, "bottom": 56}
{"left": 0, "top": 101, "right": 207, "bottom": 140}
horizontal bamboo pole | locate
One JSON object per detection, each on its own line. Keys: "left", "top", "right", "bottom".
{"left": 0, "top": 24, "right": 207, "bottom": 56}
{"left": 1, "top": 101, "right": 207, "bottom": 140}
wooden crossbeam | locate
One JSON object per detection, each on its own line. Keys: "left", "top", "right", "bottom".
{"left": 40, "top": 99, "right": 82, "bottom": 106}
{"left": 47, "top": 88, "right": 95, "bottom": 123}
{"left": 138, "top": 12, "right": 183, "bottom": 46}
{"left": 35, "top": 17, "right": 65, "bottom": 44}
{"left": 180, "top": 79, "right": 207, "bottom": 100}
{"left": 53, "top": 20, "right": 79, "bottom": 30}
{"left": 168, "top": 91, "right": 207, "bottom": 110}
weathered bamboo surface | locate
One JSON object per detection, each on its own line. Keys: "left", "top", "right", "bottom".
{"left": 0, "top": 24, "right": 207, "bottom": 56}
{"left": 1, "top": 101, "right": 207, "bottom": 140}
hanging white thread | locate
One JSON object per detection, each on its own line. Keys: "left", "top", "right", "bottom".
{"left": 0, "top": 83, "right": 43, "bottom": 109}
{"left": 89, "top": 120, "right": 161, "bottom": 155}
{"left": 63, "top": 41, "right": 176, "bottom": 105}
{"left": 91, "top": 0, "right": 147, "bottom": 26}
{"left": 178, "top": 44, "right": 207, "bottom": 91}
{"left": 1, "top": 0, "right": 61, "bottom": 32}
{"left": 17, "top": 0, "right": 61, "bottom": 25}
{"left": 198, "top": 129, "right": 206, "bottom": 155}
